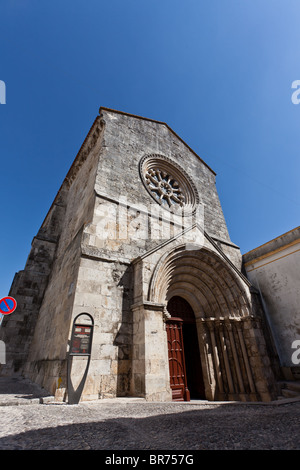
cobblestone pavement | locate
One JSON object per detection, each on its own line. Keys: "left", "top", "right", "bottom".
{"left": 0, "top": 377, "right": 299, "bottom": 451}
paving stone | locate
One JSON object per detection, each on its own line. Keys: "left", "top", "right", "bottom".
{"left": 0, "top": 377, "right": 299, "bottom": 450}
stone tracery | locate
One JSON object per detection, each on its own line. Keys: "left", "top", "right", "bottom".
{"left": 139, "top": 154, "right": 199, "bottom": 214}
{"left": 145, "top": 168, "right": 185, "bottom": 208}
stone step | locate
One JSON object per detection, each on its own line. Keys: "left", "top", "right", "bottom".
{"left": 281, "top": 388, "right": 300, "bottom": 399}
{"left": 285, "top": 381, "right": 300, "bottom": 393}
{"left": 277, "top": 380, "right": 300, "bottom": 400}
{"left": 276, "top": 395, "right": 287, "bottom": 400}
{"left": 278, "top": 380, "right": 300, "bottom": 393}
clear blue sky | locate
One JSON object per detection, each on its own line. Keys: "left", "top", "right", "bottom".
{"left": 1, "top": 0, "right": 299, "bottom": 299}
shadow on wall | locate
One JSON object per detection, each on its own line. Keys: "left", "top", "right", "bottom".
{"left": 67, "top": 313, "right": 94, "bottom": 404}
{"left": 113, "top": 265, "right": 134, "bottom": 397}
{"left": 67, "top": 355, "right": 91, "bottom": 404}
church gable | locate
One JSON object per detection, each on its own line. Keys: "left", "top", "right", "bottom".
{"left": 96, "top": 108, "right": 231, "bottom": 247}
{"left": 80, "top": 107, "right": 242, "bottom": 271}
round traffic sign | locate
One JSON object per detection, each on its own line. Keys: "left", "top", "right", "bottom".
{"left": 0, "top": 297, "right": 17, "bottom": 315}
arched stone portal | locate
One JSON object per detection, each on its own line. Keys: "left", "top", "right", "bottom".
{"left": 148, "top": 246, "right": 251, "bottom": 318}
{"left": 132, "top": 243, "right": 277, "bottom": 402}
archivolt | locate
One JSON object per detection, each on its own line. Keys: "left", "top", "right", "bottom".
{"left": 148, "top": 245, "right": 250, "bottom": 319}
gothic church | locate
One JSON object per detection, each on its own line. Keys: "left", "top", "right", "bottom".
{"left": 0, "top": 108, "right": 280, "bottom": 402}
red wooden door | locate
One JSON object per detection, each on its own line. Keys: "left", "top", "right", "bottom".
{"left": 166, "top": 319, "right": 190, "bottom": 401}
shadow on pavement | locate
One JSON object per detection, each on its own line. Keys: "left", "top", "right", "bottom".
{"left": 0, "top": 402, "right": 299, "bottom": 450}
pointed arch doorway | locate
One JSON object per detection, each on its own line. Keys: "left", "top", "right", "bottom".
{"left": 166, "top": 296, "right": 206, "bottom": 401}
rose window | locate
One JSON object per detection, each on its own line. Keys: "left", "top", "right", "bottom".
{"left": 139, "top": 154, "right": 199, "bottom": 214}
{"left": 145, "top": 168, "right": 185, "bottom": 208}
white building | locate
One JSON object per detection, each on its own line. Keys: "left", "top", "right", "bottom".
{"left": 243, "top": 226, "right": 300, "bottom": 380}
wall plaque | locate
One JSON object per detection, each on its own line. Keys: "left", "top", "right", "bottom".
{"left": 69, "top": 314, "right": 94, "bottom": 356}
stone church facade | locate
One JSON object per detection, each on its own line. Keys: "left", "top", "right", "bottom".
{"left": 0, "top": 107, "right": 279, "bottom": 402}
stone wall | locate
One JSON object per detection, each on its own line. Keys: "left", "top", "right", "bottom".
{"left": 0, "top": 116, "right": 104, "bottom": 397}
{"left": 0, "top": 186, "right": 67, "bottom": 376}
{"left": 69, "top": 256, "right": 133, "bottom": 399}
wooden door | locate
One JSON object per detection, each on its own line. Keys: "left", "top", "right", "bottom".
{"left": 166, "top": 296, "right": 206, "bottom": 401}
{"left": 166, "top": 319, "right": 190, "bottom": 401}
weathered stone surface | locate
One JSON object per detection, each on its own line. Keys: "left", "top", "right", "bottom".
{"left": 0, "top": 108, "right": 278, "bottom": 403}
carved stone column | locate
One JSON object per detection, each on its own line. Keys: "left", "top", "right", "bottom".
{"left": 218, "top": 319, "right": 235, "bottom": 400}
{"left": 197, "top": 318, "right": 216, "bottom": 401}
{"left": 236, "top": 320, "right": 258, "bottom": 401}
{"left": 206, "top": 319, "right": 225, "bottom": 399}
{"left": 224, "top": 319, "right": 247, "bottom": 401}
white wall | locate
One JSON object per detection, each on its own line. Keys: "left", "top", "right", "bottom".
{"left": 244, "top": 236, "right": 300, "bottom": 367}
